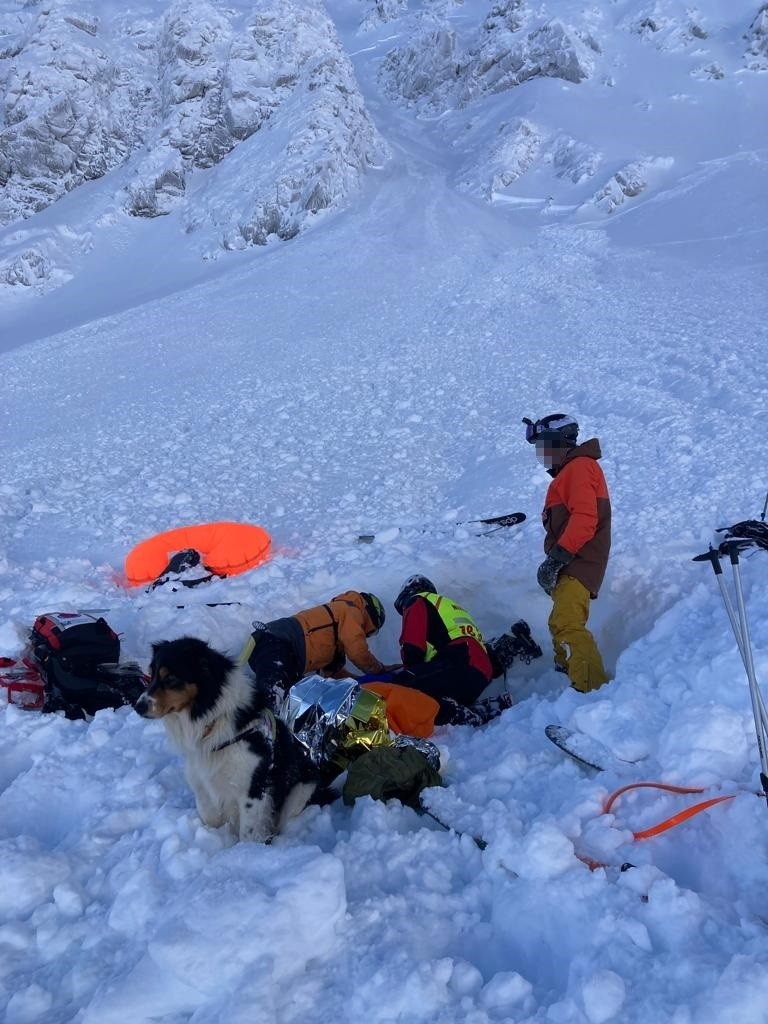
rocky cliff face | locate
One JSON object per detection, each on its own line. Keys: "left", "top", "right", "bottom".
{"left": 0, "top": 0, "right": 765, "bottom": 293}
{"left": 0, "top": 6, "right": 154, "bottom": 226}
{"left": 0, "top": 0, "right": 385, "bottom": 284}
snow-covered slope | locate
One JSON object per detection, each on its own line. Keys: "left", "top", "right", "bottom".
{"left": 1, "top": 1, "right": 768, "bottom": 1023}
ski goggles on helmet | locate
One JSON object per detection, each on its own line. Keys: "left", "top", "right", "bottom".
{"left": 523, "top": 417, "right": 541, "bottom": 443}
{"left": 522, "top": 414, "right": 578, "bottom": 445}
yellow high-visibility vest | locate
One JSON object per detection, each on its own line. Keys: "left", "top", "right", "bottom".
{"left": 417, "top": 592, "right": 485, "bottom": 662}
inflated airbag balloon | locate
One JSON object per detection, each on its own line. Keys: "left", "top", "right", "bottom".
{"left": 125, "top": 522, "right": 271, "bottom": 587}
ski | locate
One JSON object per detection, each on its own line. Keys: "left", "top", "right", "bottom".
{"left": 358, "top": 511, "right": 526, "bottom": 544}
{"left": 545, "top": 725, "right": 641, "bottom": 774}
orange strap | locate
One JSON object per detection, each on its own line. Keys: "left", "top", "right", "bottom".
{"left": 604, "top": 781, "right": 737, "bottom": 840}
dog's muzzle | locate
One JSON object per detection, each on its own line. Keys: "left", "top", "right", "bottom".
{"left": 134, "top": 691, "right": 156, "bottom": 717}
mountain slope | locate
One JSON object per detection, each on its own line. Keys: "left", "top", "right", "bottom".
{"left": 1, "top": 2, "right": 768, "bottom": 1023}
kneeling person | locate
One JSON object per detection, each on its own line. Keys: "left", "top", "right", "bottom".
{"left": 242, "top": 590, "right": 387, "bottom": 705}
{"left": 392, "top": 576, "right": 513, "bottom": 726}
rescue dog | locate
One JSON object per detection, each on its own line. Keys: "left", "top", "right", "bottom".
{"left": 135, "top": 637, "right": 319, "bottom": 842}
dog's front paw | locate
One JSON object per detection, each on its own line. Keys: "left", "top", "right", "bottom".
{"left": 196, "top": 800, "right": 226, "bottom": 829}
{"left": 240, "top": 823, "right": 273, "bottom": 843}
{"left": 238, "top": 797, "right": 274, "bottom": 843}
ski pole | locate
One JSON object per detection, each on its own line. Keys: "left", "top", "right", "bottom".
{"left": 721, "top": 540, "right": 768, "bottom": 804}
{"left": 761, "top": 491, "right": 768, "bottom": 523}
{"left": 79, "top": 602, "right": 244, "bottom": 613}
{"left": 418, "top": 805, "right": 487, "bottom": 849}
{"left": 693, "top": 549, "right": 768, "bottom": 732}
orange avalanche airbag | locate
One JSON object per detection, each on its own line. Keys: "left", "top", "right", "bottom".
{"left": 125, "top": 521, "right": 271, "bottom": 587}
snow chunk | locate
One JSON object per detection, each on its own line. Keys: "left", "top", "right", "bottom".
{"left": 581, "top": 969, "right": 626, "bottom": 1024}
{"left": 6, "top": 983, "right": 53, "bottom": 1024}
{"left": 657, "top": 704, "right": 749, "bottom": 782}
{"left": 497, "top": 821, "right": 575, "bottom": 879}
{"left": 85, "top": 845, "right": 346, "bottom": 1024}
{"left": 480, "top": 971, "right": 534, "bottom": 1012}
{"left": 0, "top": 838, "right": 70, "bottom": 918}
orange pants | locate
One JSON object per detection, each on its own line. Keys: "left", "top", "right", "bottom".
{"left": 548, "top": 575, "right": 609, "bottom": 693}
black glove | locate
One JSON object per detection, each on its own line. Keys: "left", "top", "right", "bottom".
{"left": 537, "top": 545, "right": 574, "bottom": 596}
{"left": 716, "top": 520, "right": 768, "bottom": 553}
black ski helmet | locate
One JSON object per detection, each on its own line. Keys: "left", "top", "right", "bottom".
{"left": 361, "top": 592, "right": 386, "bottom": 632}
{"left": 394, "top": 575, "right": 436, "bottom": 615}
{"left": 523, "top": 413, "right": 579, "bottom": 446}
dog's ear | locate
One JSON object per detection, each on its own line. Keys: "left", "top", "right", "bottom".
{"left": 197, "top": 645, "right": 236, "bottom": 684}
{"left": 197, "top": 651, "right": 214, "bottom": 684}
{"left": 148, "top": 641, "right": 168, "bottom": 674}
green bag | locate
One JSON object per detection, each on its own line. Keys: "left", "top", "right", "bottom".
{"left": 342, "top": 746, "right": 443, "bottom": 809}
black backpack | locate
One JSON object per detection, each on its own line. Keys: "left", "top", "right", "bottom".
{"left": 30, "top": 612, "right": 145, "bottom": 718}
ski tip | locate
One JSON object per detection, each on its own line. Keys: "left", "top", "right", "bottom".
{"left": 544, "top": 724, "right": 571, "bottom": 746}
{"left": 544, "top": 724, "right": 606, "bottom": 772}
{"left": 494, "top": 512, "right": 526, "bottom": 526}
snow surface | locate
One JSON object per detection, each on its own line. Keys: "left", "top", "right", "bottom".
{"left": 1, "top": 0, "right": 768, "bottom": 1022}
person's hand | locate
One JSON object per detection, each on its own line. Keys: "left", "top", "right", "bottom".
{"left": 537, "top": 545, "right": 574, "bottom": 595}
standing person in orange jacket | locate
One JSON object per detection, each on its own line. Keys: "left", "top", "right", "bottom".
{"left": 524, "top": 414, "right": 611, "bottom": 692}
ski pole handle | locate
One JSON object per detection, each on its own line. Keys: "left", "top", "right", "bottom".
{"left": 720, "top": 539, "right": 742, "bottom": 566}
{"left": 692, "top": 548, "right": 722, "bottom": 574}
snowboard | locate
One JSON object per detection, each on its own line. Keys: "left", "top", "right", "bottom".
{"left": 545, "top": 724, "right": 641, "bottom": 773}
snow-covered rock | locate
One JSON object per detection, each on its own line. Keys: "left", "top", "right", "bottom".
{"left": 379, "top": 20, "right": 459, "bottom": 110}
{"left": 456, "top": 118, "right": 543, "bottom": 198}
{"left": 549, "top": 135, "right": 602, "bottom": 185}
{"left": 624, "top": 4, "right": 713, "bottom": 52}
{"left": 0, "top": 247, "right": 50, "bottom": 287}
{"left": 381, "top": 11, "right": 599, "bottom": 112}
{"left": 587, "top": 157, "right": 674, "bottom": 214}
{"left": 463, "top": 18, "right": 600, "bottom": 101}
{"left": 0, "top": 7, "right": 153, "bottom": 226}
{"left": 358, "top": 0, "right": 410, "bottom": 33}
{"left": 744, "top": 4, "right": 768, "bottom": 69}
{"left": 127, "top": 0, "right": 385, "bottom": 249}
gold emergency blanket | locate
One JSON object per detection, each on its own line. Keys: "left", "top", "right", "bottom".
{"left": 279, "top": 675, "right": 392, "bottom": 773}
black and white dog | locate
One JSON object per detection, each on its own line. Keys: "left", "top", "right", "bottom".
{"left": 135, "top": 637, "right": 319, "bottom": 842}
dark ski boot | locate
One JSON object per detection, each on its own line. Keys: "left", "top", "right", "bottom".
{"left": 487, "top": 620, "right": 543, "bottom": 677}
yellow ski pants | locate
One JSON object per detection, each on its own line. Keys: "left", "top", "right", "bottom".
{"left": 548, "top": 574, "right": 609, "bottom": 693}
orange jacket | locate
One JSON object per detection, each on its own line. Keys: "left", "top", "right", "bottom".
{"left": 543, "top": 438, "right": 611, "bottom": 597}
{"left": 294, "top": 591, "right": 385, "bottom": 676}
